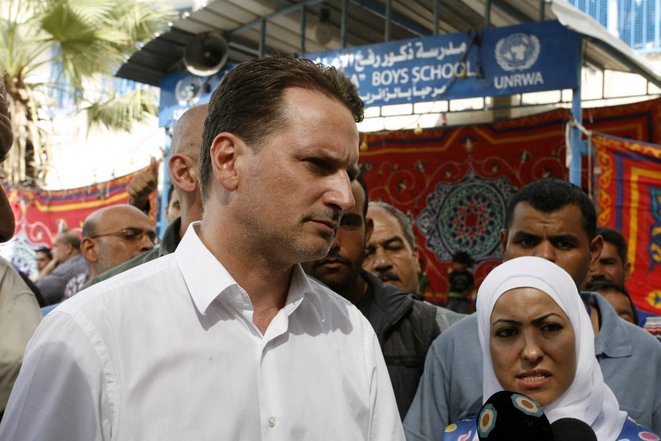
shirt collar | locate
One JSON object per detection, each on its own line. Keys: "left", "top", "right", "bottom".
{"left": 592, "top": 293, "right": 634, "bottom": 358}
{"left": 283, "top": 264, "right": 315, "bottom": 316}
{"left": 175, "top": 222, "right": 238, "bottom": 314}
{"left": 175, "top": 221, "right": 316, "bottom": 316}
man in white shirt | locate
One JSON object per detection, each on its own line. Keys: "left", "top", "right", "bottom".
{"left": 0, "top": 57, "right": 404, "bottom": 441}
{"left": 0, "top": 68, "right": 42, "bottom": 422}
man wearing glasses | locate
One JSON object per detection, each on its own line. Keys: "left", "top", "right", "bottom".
{"left": 62, "top": 204, "right": 156, "bottom": 299}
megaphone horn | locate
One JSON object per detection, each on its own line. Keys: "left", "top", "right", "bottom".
{"left": 183, "top": 31, "right": 228, "bottom": 77}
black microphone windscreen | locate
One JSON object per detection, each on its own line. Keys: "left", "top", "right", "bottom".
{"left": 551, "top": 418, "right": 597, "bottom": 441}
{"left": 477, "top": 391, "right": 553, "bottom": 441}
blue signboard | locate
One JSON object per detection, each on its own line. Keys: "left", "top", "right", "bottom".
{"left": 158, "top": 70, "right": 229, "bottom": 127}
{"left": 306, "top": 20, "right": 580, "bottom": 108}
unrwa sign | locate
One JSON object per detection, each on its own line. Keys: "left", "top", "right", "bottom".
{"left": 306, "top": 20, "right": 580, "bottom": 107}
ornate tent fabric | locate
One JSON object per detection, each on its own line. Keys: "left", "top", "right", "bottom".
{"left": 1, "top": 166, "right": 156, "bottom": 277}
{"left": 361, "top": 98, "right": 661, "bottom": 305}
{"left": 594, "top": 133, "right": 661, "bottom": 316}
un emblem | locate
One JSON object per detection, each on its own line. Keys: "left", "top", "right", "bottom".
{"left": 495, "top": 33, "right": 540, "bottom": 72}
{"left": 175, "top": 76, "right": 204, "bottom": 106}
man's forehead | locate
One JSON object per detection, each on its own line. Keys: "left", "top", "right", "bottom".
{"left": 374, "top": 234, "right": 405, "bottom": 245}
{"left": 601, "top": 242, "right": 623, "bottom": 260}
{"left": 370, "top": 208, "right": 402, "bottom": 232}
{"left": 511, "top": 203, "right": 586, "bottom": 230}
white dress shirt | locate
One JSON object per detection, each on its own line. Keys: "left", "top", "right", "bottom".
{"left": 0, "top": 223, "right": 404, "bottom": 441}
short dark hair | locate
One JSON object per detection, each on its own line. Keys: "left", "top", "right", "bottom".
{"left": 57, "top": 230, "right": 81, "bottom": 250}
{"left": 505, "top": 178, "right": 597, "bottom": 240}
{"left": 356, "top": 173, "right": 369, "bottom": 216}
{"left": 585, "top": 280, "right": 639, "bottom": 324}
{"left": 368, "top": 201, "right": 416, "bottom": 249}
{"left": 596, "top": 226, "right": 627, "bottom": 263}
{"left": 199, "top": 56, "right": 364, "bottom": 200}
{"left": 35, "top": 246, "right": 52, "bottom": 259}
{"left": 167, "top": 183, "right": 175, "bottom": 203}
{"left": 452, "top": 250, "right": 474, "bottom": 266}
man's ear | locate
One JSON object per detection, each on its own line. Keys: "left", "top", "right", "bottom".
{"left": 209, "top": 133, "right": 242, "bottom": 192}
{"left": 80, "top": 238, "right": 98, "bottom": 263}
{"left": 589, "top": 234, "right": 604, "bottom": 269}
{"left": 412, "top": 245, "right": 421, "bottom": 274}
{"left": 499, "top": 228, "right": 509, "bottom": 256}
{"left": 624, "top": 261, "right": 632, "bottom": 280}
{"left": 169, "top": 154, "right": 197, "bottom": 193}
{"left": 364, "top": 217, "right": 374, "bottom": 243}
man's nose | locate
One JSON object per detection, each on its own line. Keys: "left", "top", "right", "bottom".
{"left": 139, "top": 233, "right": 155, "bottom": 252}
{"left": 323, "top": 174, "right": 354, "bottom": 214}
{"left": 371, "top": 248, "right": 392, "bottom": 271}
{"left": 534, "top": 241, "right": 556, "bottom": 263}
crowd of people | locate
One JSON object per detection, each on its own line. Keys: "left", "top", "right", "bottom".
{"left": 0, "top": 57, "right": 659, "bottom": 440}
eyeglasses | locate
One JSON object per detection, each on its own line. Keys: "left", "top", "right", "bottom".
{"left": 89, "top": 227, "right": 157, "bottom": 244}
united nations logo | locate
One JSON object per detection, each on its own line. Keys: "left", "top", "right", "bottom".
{"left": 175, "top": 76, "right": 204, "bottom": 106}
{"left": 495, "top": 33, "right": 540, "bottom": 72}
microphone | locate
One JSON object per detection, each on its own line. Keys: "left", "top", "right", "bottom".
{"left": 477, "top": 391, "right": 553, "bottom": 441}
{"left": 551, "top": 418, "right": 597, "bottom": 441}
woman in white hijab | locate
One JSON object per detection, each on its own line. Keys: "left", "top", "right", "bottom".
{"left": 442, "top": 256, "right": 657, "bottom": 441}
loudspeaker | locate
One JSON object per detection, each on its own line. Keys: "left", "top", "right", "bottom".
{"left": 183, "top": 32, "right": 228, "bottom": 76}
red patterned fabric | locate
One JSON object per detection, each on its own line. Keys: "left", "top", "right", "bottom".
{"left": 594, "top": 134, "right": 661, "bottom": 315}
{"left": 7, "top": 165, "right": 156, "bottom": 248}
{"left": 361, "top": 112, "right": 567, "bottom": 305}
{"left": 361, "top": 98, "right": 661, "bottom": 305}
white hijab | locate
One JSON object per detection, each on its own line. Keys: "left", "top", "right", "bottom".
{"left": 476, "top": 256, "right": 626, "bottom": 441}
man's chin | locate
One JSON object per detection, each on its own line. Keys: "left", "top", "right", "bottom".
{"left": 310, "top": 270, "right": 351, "bottom": 292}
{"left": 379, "top": 277, "right": 406, "bottom": 291}
{"left": 586, "top": 275, "right": 610, "bottom": 286}
{"left": 323, "top": 279, "right": 352, "bottom": 295}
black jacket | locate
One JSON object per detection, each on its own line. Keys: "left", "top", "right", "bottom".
{"left": 357, "top": 271, "right": 441, "bottom": 418}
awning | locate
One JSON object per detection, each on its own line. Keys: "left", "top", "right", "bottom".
{"left": 116, "top": 0, "right": 660, "bottom": 89}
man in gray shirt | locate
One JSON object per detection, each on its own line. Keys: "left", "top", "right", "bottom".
{"left": 35, "top": 230, "right": 87, "bottom": 305}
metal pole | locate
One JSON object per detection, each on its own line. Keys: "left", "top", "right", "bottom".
{"left": 158, "top": 133, "right": 172, "bottom": 238}
{"left": 569, "top": 39, "right": 585, "bottom": 186}
{"left": 342, "top": 0, "right": 349, "bottom": 48}
{"left": 385, "top": 0, "right": 392, "bottom": 42}
{"left": 300, "top": 5, "right": 307, "bottom": 53}
{"left": 259, "top": 18, "right": 266, "bottom": 57}
{"left": 484, "top": 0, "right": 491, "bottom": 27}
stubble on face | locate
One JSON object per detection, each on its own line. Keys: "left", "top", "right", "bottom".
{"left": 501, "top": 203, "right": 595, "bottom": 288}
{"left": 232, "top": 88, "right": 359, "bottom": 269}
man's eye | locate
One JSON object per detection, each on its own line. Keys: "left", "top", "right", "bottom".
{"left": 121, "top": 229, "right": 141, "bottom": 240}
{"left": 340, "top": 215, "right": 362, "bottom": 230}
{"left": 516, "top": 238, "right": 536, "bottom": 248}
{"left": 305, "top": 158, "right": 332, "bottom": 175}
{"left": 556, "top": 241, "right": 573, "bottom": 250}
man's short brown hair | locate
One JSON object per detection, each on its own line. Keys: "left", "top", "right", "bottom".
{"left": 199, "top": 56, "right": 364, "bottom": 200}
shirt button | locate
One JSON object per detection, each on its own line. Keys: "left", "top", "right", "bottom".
{"left": 268, "top": 416, "right": 276, "bottom": 428}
